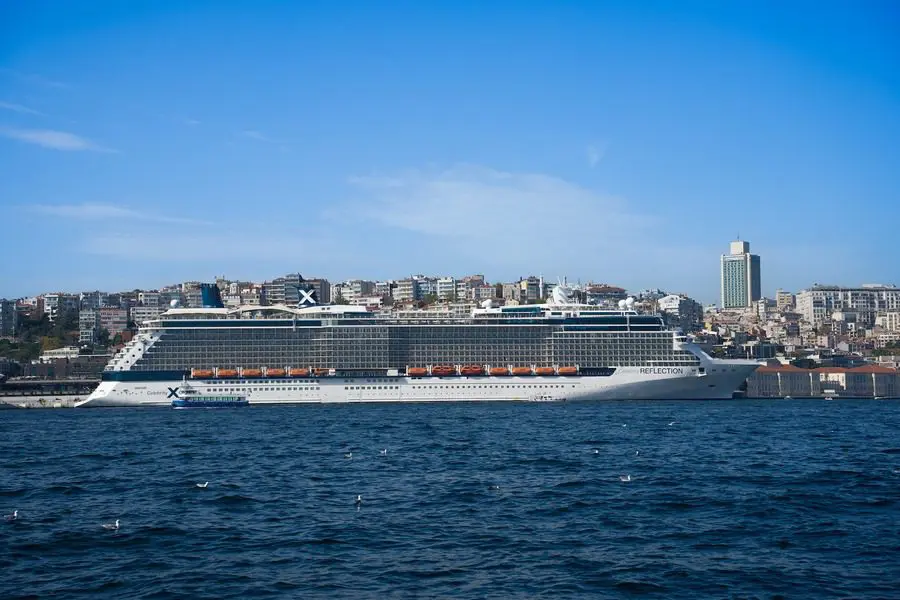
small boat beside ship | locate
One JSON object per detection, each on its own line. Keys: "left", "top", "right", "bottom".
{"left": 171, "top": 383, "right": 248, "bottom": 409}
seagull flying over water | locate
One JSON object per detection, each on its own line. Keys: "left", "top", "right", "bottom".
{"left": 102, "top": 519, "right": 120, "bottom": 530}
{"left": 593, "top": 449, "right": 600, "bottom": 455}
{"left": 380, "top": 449, "right": 387, "bottom": 455}
{"left": 355, "top": 495, "right": 362, "bottom": 507}
{"left": 668, "top": 421, "right": 676, "bottom": 426}
{"left": 5, "top": 510, "right": 17, "bottom": 522}
{"left": 344, "top": 452, "right": 353, "bottom": 459}
{"left": 619, "top": 474, "right": 632, "bottom": 483}
{"left": 196, "top": 482, "right": 209, "bottom": 488}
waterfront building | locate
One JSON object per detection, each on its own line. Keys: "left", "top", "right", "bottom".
{"left": 776, "top": 289, "right": 795, "bottom": 311}
{"left": 0, "top": 299, "right": 18, "bottom": 336}
{"left": 876, "top": 311, "right": 900, "bottom": 332}
{"left": 304, "top": 279, "right": 331, "bottom": 305}
{"left": 99, "top": 307, "right": 128, "bottom": 336}
{"left": 437, "top": 277, "right": 457, "bottom": 301}
{"left": 80, "top": 291, "right": 110, "bottom": 311}
{"left": 394, "top": 278, "right": 421, "bottom": 302}
{"left": 585, "top": 285, "right": 628, "bottom": 307}
{"left": 747, "top": 364, "right": 899, "bottom": 398}
{"left": 720, "top": 240, "right": 761, "bottom": 309}
{"left": 470, "top": 284, "right": 497, "bottom": 301}
{"left": 130, "top": 306, "right": 162, "bottom": 327}
{"left": 42, "top": 293, "right": 80, "bottom": 322}
{"left": 138, "top": 291, "right": 160, "bottom": 308}
{"left": 796, "top": 284, "right": 900, "bottom": 328}
{"left": 79, "top": 310, "right": 101, "bottom": 345}
{"left": 657, "top": 294, "right": 703, "bottom": 332}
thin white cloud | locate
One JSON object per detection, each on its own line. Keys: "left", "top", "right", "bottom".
{"left": 0, "top": 101, "right": 43, "bottom": 116}
{"left": 31, "top": 203, "right": 208, "bottom": 225}
{"left": 586, "top": 142, "right": 606, "bottom": 168}
{"left": 240, "top": 129, "right": 286, "bottom": 144}
{"left": 80, "top": 231, "right": 336, "bottom": 261}
{"left": 347, "top": 164, "right": 648, "bottom": 242}
{"left": 340, "top": 163, "right": 672, "bottom": 286}
{"left": 1, "top": 128, "right": 114, "bottom": 152}
{"left": 184, "top": 118, "right": 201, "bottom": 126}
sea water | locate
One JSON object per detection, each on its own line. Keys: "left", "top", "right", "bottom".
{"left": 2, "top": 399, "right": 899, "bottom": 598}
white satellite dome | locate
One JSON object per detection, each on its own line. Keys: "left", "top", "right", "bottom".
{"left": 170, "top": 298, "right": 181, "bottom": 308}
{"left": 624, "top": 297, "right": 635, "bottom": 308}
{"left": 481, "top": 299, "right": 494, "bottom": 309}
{"left": 617, "top": 299, "right": 627, "bottom": 309}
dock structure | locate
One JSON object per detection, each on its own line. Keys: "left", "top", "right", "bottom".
{"left": 0, "top": 378, "right": 99, "bottom": 408}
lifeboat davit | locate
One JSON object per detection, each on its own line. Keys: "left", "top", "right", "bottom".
{"left": 558, "top": 366, "right": 578, "bottom": 376}
{"left": 534, "top": 367, "right": 555, "bottom": 376}
{"left": 242, "top": 368, "right": 262, "bottom": 378}
{"left": 511, "top": 367, "right": 533, "bottom": 376}
{"left": 216, "top": 368, "right": 238, "bottom": 378}
{"left": 430, "top": 365, "right": 455, "bottom": 377}
{"left": 407, "top": 367, "right": 428, "bottom": 377}
{"left": 490, "top": 367, "right": 510, "bottom": 376}
{"left": 460, "top": 365, "right": 484, "bottom": 376}
{"left": 191, "top": 368, "right": 214, "bottom": 379}
{"left": 288, "top": 368, "right": 309, "bottom": 377}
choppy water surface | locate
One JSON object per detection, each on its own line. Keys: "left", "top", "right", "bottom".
{"left": 2, "top": 400, "right": 900, "bottom": 599}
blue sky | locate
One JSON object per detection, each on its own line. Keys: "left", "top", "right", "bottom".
{"left": 1, "top": 0, "right": 898, "bottom": 303}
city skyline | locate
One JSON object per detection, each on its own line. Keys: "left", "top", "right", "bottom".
{"left": 2, "top": 2, "right": 898, "bottom": 301}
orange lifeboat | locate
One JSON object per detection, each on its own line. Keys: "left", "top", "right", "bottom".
{"left": 266, "top": 368, "right": 286, "bottom": 377}
{"left": 313, "top": 368, "right": 331, "bottom": 377}
{"left": 191, "top": 368, "right": 214, "bottom": 379}
{"left": 460, "top": 365, "right": 484, "bottom": 376}
{"left": 558, "top": 366, "right": 578, "bottom": 376}
{"left": 431, "top": 365, "right": 455, "bottom": 377}
{"left": 216, "top": 368, "right": 239, "bottom": 378}
{"left": 490, "top": 367, "right": 510, "bottom": 376}
{"left": 408, "top": 367, "right": 428, "bottom": 377}
{"left": 242, "top": 368, "right": 262, "bottom": 378}
{"left": 535, "top": 367, "right": 555, "bottom": 376}
{"left": 289, "top": 368, "right": 309, "bottom": 377}
{"left": 511, "top": 367, "right": 533, "bottom": 376}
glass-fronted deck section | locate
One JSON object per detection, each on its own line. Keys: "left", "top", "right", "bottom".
{"left": 126, "top": 310, "right": 700, "bottom": 372}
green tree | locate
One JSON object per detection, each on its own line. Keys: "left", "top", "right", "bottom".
{"left": 112, "top": 332, "right": 123, "bottom": 346}
{"left": 421, "top": 293, "right": 438, "bottom": 305}
{"left": 97, "top": 328, "right": 111, "bottom": 347}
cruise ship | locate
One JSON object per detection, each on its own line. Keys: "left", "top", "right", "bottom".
{"left": 79, "top": 284, "right": 760, "bottom": 407}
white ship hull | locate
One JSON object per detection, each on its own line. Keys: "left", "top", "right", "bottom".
{"left": 78, "top": 363, "right": 759, "bottom": 407}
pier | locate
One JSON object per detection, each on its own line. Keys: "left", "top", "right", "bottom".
{"left": 0, "top": 378, "right": 99, "bottom": 409}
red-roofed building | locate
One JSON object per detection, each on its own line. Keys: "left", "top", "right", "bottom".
{"left": 747, "top": 364, "right": 899, "bottom": 398}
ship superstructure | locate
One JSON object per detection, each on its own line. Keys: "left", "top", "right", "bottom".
{"left": 80, "top": 285, "right": 759, "bottom": 406}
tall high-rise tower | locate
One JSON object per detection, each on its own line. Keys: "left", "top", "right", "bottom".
{"left": 720, "top": 240, "right": 761, "bottom": 308}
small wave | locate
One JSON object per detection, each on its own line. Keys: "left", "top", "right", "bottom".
{"left": 393, "top": 567, "right": 469, "bottom": 580}
{"left": 213, "top": 494, "right": 262, "bottom": 505}
{"left": 0, "top": 488, "right": 28, "bottom": 497}
{"left": 516, "top": 457, "right": 578, "bottom": 468}
{"left": 74, "top": 452, "right": 116, "bottom": 460}
{"left": 306, "top": 537, "right": 345, "bottom": 545}
{"left": 139, "top": 526, "right": 189, "bottom": 536}
{"left": 880, "top": 448, "right": 900, "bottom": 454}
{"left": 46, "top": 485, "right": 85, "bottom": 495}
{"left": 615, "top": 580, "right": 666, "bottom": 592}
{"left": 554, "top": 479, "right": 586, "bottom": 489}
